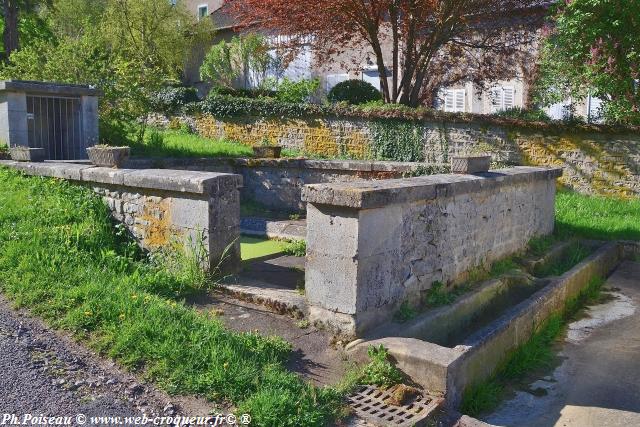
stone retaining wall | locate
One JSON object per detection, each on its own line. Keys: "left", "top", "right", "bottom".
{"left": 302, "top": 166, "right": 563, "bottom": 337}
{"left": 163, "top": 113, "right": 640, "bottom": 198}
{"left": 127, "top": 157, "right": 435, "bottom": 212}
{"left": 0, "top": 160, "right": 243, "bottom": 273}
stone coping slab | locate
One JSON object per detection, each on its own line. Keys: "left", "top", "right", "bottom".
{"left": 126, "top": 157, "right": 433, "bottom": 174}
{"left": 0, "top": 160, "right": 243, "bottom": 195}
{"left": 0, "top": 80, "right": 102, "bottom": 97}
{"left": 302, "top": 166, "right": 563, "bottom": 209}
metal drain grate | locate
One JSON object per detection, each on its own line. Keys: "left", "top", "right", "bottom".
{"left": 347, "top": 385, "right": 443, "bottom": 426}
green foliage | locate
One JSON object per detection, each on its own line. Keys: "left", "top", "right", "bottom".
{"left": 369, "top": 120, "right": 425, "bottom": 162}
{"left": 0, "top": 168, "right": 343, "bottom": 425}
{"left": 328, "top": 79, "right": 382, "bottom": 105}
{"left": 211, "top": 87, "right": 277, "bottom": 99}
{"left": 146, "top": 129, "right": 165, "bottom": 150}
{"left": 555, "top": 191, "right": 640, "bottom": 241}
{"left": 150, "top": 87, "right": 199, "bottom": 116}
{"left": 265, "top": 77, "right": 320, "bottom": 104}
{"left": 359, "top": 345, "right": 404, "bottom": 388}
{"left": 461, "top": 380, "right": 503, "bottom": 417}
{"left": 393, "top": 301, "right": 417, "bottom": 323}
{"left": 490, "top": 258, "right": 520, "bottom": 277}
{"left": 281, "top": 239, "right": 306, "bottom": 257}
{"left": 535, "top": 0, "right": 640, "bottom": 125}
{"left": 0, "top": 0, "right": 212, "bottom": 143}
{"left": 528, "top": 236, "right": 556, "bottom": 257}
{"left": 199, "top": 94, "right": 331, "bottom": 118}
{"left": 200, "top": 34, "right": 274, "bottom": 90}
{"left": 495, "top": 107, "right": 551, "bottom": 122}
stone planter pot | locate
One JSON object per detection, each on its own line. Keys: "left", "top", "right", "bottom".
{"left": 252, "top": 146, "right": 282, "bottom": 159}
{"left": 9, "top": 147, "right": 46, "bottom": 162}
{"left": 87, "top": 146, "right": 130, "bottom": 168}
{"left": 451, "top": 155, "right": 492, "bottom": 174}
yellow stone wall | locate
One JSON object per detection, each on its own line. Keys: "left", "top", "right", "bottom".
{"left": 191, "top": 113, "right": 640, "bottom": 197}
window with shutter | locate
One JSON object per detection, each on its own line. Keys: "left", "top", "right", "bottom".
{"left": 443, "top": 89, "right": 466, "bottom": 112}
{"left": 490, "top": 86, "right": 515, "bottom": 113}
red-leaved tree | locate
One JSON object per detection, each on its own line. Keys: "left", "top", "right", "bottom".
{"left": 226, "top": 0, "right": 548, "bottom": 107}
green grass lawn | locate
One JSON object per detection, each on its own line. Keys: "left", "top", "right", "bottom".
{"left": 0, "top": 168, "right": 341, "bottom": 426}
{"left": 556, "top": 191, "right": 640, "bottom": 240}
{"left": 130, "top": 128, "right": 304, "bottom": 159}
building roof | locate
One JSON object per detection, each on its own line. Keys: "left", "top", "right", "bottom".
{"left": 211, "top": 2, "right": 238, "bottom": 31}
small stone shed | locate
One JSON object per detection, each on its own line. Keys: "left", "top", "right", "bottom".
{"left": 0, "top": 80, "right": 100, "bottom": 160}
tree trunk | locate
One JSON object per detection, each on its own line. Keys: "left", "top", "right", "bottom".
{"left": 3, "top": 0, "right": 20, "bottom": 61}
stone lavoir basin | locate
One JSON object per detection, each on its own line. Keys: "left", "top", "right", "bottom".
{"left": 346, "top": 240, "right": 639, "bottom": 408}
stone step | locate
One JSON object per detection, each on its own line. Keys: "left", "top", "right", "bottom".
{"left": 240, "top": 217, "right": 307, "bottom": 240}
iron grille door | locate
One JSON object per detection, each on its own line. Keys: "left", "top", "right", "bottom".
{"left": 27, "top": 95, "right": 84, "bottom": 160}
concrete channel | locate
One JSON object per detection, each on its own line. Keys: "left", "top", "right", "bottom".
{"left": 346, "top": 241, "right": 640, "bottom": 409}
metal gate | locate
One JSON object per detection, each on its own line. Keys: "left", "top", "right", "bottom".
{"left": 27, "top": 95, "right": 85, "bottom": 160}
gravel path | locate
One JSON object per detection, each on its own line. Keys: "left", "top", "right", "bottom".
{"left": 0, "top": 295, "right": 213, "bottom": 425}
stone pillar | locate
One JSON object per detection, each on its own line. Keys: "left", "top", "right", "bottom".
{"left": 0, "top": 90, "right": 28, "bottom": 148}
{"left": 81, "top": 95, "right": 99, "bottom": 155}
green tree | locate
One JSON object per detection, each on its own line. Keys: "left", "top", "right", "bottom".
{"left": 0, "top": 0, "right": 52, "bottom": 60}
{"left": 200, "top": 34, "right": 274, "bottom": 89}
{"left": 535, "top": 0, "right": 640, "bottom": 124}
{"left": 0, "top": 0, "right": 214, "bottom": 142}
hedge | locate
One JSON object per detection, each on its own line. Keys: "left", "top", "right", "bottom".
{"left": 177, "top": 94, "right": 640, "bottom": 134}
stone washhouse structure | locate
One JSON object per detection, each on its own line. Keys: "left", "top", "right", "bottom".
{"left": 9, "top": 155, "right": 628, "bottom": 413}
{"left": 0, "top": 80, "right": 100, "bottom": 160}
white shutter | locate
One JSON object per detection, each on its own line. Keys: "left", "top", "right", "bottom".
{"left": 503, "top": 87, "right": 515, "bottom": 110}
{"left": 454, "top": 89, "right": 466, "bottom": 112}
{"left": 444, "top": 90, "right": 455, "bottom": 112}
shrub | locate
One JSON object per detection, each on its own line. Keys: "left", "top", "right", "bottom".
{"left": 210, "top": 87, "right": 277, "bottom": 99}
{"left": 273, "top": 78, "right": 320, "bottom": 104}
{"left": 328, "top": 79, "right": 382, "bottom": 105}
{"left": 147, "top": 129, "right": 165, "bottom": 149}
{"left": 199, "top": 94, "right": 332, "bottom": 118}
{"left": 495, "top": 107, "right": 551, "bottom": 122}
{"left": 150, "top": 86, "right": 199, "bottom": 116}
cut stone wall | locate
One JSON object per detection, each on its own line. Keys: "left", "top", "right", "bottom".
{"left": 127, "top": 157, "right": 435, "bottom": 212}
{"left": 159, "top": 113, "right": 640, "bottom": 198}
{"left": 302, "top": 166, "right": 563, "bottom": 337}
{"left": 0, "top": 160, "right": 242, "bottom": 273}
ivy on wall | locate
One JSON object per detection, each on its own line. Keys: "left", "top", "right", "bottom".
{"left": 369, "top": 120, "right": 426, "bottom": 162}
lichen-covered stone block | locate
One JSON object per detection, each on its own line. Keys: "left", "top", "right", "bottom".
{"left": 0, "top": 160, "right": 243, "bottom": 274}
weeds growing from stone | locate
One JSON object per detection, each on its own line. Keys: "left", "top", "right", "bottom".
{"left": 357, "top": 345, "right": 405, "bottom": 388}
{"left": 393, "top": 301, "right": 417, "bottom": 322}
{"left": 534, "top": 242, "right": 591, "bottom": 277}
{"left": 282, "top": 239, "right": 307, "bottom": 257}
